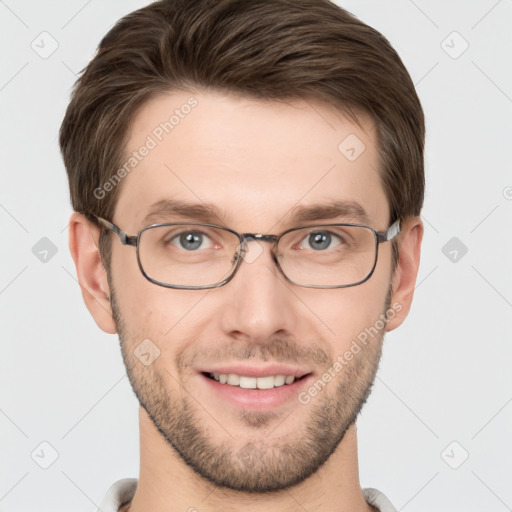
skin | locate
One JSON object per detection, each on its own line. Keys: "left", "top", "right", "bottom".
{"left": 69, "top": 89, "right": 423, "bottom": 512}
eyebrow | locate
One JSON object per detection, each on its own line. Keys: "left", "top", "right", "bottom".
{"left": 141, "top": 198, "right": 371, "bottom": 229}
{"left": 287, "top": 200, "right": 371, "bottom": 225}
{"left": 142, "top": 199, "right": 226, "bottom": 226}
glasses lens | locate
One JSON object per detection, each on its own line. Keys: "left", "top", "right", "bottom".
{"left": 278, "top": 225, "right": 377, "bottom": 287}
{"left": 138, "top": 224, "right": 240, "bottom": 287}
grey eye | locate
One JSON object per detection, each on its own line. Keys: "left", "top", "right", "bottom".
{"left": 171, "top": 231, "right": 212, "bottom": 251}
{"left": 305, "top": 231, "right": 339, "bottom": 250}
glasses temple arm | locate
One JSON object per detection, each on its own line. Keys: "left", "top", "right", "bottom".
{"left": 377, "top": 219, "right": 401, "bottom": 243}
{"left": 96, "top": 217, "right": 136, "bottom": 246}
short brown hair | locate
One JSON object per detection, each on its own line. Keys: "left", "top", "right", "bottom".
{"left": 59, "top": 0, "right": 424, "bottom": 271}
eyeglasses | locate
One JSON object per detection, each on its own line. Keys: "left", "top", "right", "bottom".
{"left": 96, "top": 217, "right": 400, "bottom": 290}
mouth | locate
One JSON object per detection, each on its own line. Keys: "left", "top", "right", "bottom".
{"left": 201, "top": 371, "right": 311, "bottom": 390}
{"left": 198, "top": 366, "right": 315, "bottom": 410}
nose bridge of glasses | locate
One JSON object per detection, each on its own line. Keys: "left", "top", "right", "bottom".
{"left": 236, "top": 233, "right": 279, "bottom": 263}
{"left": 241, "top": 233, "right": 279, "bottom": 243}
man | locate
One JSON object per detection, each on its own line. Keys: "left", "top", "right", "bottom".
{"left": 60, "top": 0, "right": 424, "bottom": 510}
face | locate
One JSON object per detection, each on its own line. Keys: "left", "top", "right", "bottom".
{"left": 107, "top": 89, "right": 396, "bottom": 492}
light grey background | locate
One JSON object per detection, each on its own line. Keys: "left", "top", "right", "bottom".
{"left": 1, "top": 1, "right": 511, "bottom": 511}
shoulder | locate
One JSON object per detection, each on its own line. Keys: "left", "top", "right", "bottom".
{"left": 362, "top": 487, "right": 398, "bottom": 512}
{"left": 96, "top": 478, "right": 138, "bottom": 512}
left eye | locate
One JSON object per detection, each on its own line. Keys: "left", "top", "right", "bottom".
{"left": 301, "top": 231, "right": 342, "bottom": 251}
{"left": 169, "top": 231, "right": 213, "bottom": 251}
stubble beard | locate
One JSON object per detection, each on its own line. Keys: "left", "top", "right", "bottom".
{"left": 109, "top": 284, "right": 390, "bottom": 493}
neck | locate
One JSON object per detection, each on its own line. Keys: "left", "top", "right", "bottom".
{"left": 124, "top": 406, "right": 376, "bottom": 512}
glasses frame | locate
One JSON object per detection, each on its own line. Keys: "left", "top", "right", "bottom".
{"left": 96, "top": 216, "right": 401, "bottom": 290}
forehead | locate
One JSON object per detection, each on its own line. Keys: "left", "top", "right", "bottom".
{"left": 114, "top": 89, "right": 389, "bottom": 231}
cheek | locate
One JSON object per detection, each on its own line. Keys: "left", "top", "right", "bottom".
{"left": 310, "top": 269, "right": 391, "bottom": 350}
{"left": 321, "top": 292, "right": 383, "bottom": 341}
{"left": 110, "top": 255, "right": 209, "bottom": 361}
{"left": 115, "top": 283, "right": 205, "bottom": 339}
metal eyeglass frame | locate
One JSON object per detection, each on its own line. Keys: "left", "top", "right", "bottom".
{"left": 95, "top": 216, "right": 401, "bottom": 290}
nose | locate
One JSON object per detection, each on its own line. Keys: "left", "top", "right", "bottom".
{"left": 218, "top": 239, "right": 298, "bottom": 343}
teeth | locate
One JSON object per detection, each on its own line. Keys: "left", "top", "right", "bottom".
{"left": 239, "top": 376, "right": 257, "bottom": 389}
{"left": 209, "top": 373, "right": 298, "bottom": 389}
{"left": 255, "top": 376, "right": 275, "bottom": 389}
{"left": 273, "top": 375, "right": 286, "bottom": 387}
{"left": 227, "top": 374, "right": 240, "bottom": 386}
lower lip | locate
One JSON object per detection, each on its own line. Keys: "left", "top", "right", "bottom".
{"left": 199, "top": 373, "right": 314, "bottom": 410}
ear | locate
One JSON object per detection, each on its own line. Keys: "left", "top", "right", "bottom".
{"left": 386, "top": 216, "right": 423, "bottom": 332}
{"left": 68, "top": 212, "right": 117, "bottom": 334}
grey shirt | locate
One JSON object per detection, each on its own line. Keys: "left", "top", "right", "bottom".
{"left": 96, "top": 478, "right": 398, "bottom": 512}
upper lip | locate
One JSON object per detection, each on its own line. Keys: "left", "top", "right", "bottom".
{"left": 199, "top": 364, "right": 312, "bottom": 379}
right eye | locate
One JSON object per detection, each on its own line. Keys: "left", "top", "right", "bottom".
{"left": 300, "top": 230, "right": 343, "bottom": 251}
{"left": 168, "top": 230, "right": 214, "bottom": 251}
